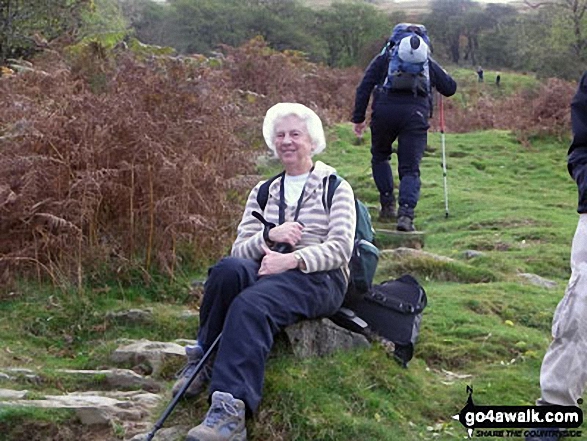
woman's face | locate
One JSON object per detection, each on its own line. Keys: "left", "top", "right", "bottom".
{"left": 273, "top": 115, "right": 315, "bottom": 168}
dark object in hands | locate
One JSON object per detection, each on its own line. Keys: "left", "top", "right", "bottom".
{"left": 272, "top": 242, "right": 293, "bottom": 254}
{"left": 252, "top": 211, "right": 293, "bottom": 254}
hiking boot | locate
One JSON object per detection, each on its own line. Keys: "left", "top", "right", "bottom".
{"left": 397, "top": 215, "right": 415, "bottom": 232}
{"left": 186, "top": 391, "right": 247, "bottom": 441}
{"left": 525, "top": 428, "right": 561, "bottom": 441}
{"left": 171, "top": 344, "right": 214, "bottom": 399}
{"left": 378, "top": 203, "right": 396, "bottom": 222}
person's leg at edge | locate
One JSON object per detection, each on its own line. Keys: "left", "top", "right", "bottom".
{"left": 186, "top": 269, "right": 346, "bottom": 441}
{"left": 538, "top": 214, "right": 587, "bottom": 407}
{"left": 526, "top": 215, "right": 587, "bottom": 441}
{"left": 396, "top": 109, "right": 428, "bottom": 232}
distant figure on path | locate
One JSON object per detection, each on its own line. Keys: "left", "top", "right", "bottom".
{"left": 496, "top": 72, "right": 501, "bottom": 87}
{"left": 525, "top": 71, "right": 587, "bottom": 441}
{"left": 351, "top": 23, "right": 456, "bottom": 232}
{"left": 476, "top": 66, "right": 484, "bottom": 82}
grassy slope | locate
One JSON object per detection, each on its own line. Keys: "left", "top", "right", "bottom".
{"left": 1, "top": 81, "right": 585, "bottom": 439}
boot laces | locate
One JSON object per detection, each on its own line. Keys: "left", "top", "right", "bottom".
{"left": 205, "top": 400, "right": 239, "bottom": 427}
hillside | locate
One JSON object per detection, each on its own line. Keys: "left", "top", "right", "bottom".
{"left": 0, "top": 42, "right": 584, "bottom": 440}
{"left": 1, "top": 119, "right": 585, "bottom": 441}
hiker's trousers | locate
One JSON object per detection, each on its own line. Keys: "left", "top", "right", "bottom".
{"left": 370, "top": 94, "right": 430, "bottom": 213}
{"left": 197, "top": 256, "right": 346, "bottom": 413}
{"left": 539, "top": 214, "right": 587, "bottom": 406}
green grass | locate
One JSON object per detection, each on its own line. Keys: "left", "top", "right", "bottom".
{"left": 1, "top": 123, "right": 585, "bottom": 440}
{"left": 450, "top": 67, "right": 540, "bottom": 98}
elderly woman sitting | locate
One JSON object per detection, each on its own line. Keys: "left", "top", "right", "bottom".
{"left": 174, "top": 103, "right": 356, "bottom": 441}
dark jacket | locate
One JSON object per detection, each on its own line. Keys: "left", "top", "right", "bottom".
{"left": 351, "top": 51, "right": 457, "bottom": 124}
{"left": 568, "top": 71, "right": 587, "bottom": 213}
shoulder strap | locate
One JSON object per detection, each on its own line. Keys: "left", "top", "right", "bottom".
{"left": 322, "top": 174, "right": 343, "bottom": 212}
{"left": 256, "top": 171, "right": 284, "bottom": 211}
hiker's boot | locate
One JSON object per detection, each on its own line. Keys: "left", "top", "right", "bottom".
{"left": 171, "top": 344, "right": 214, "bottom": 399}
{"left": 397, "top": 205, "right": 415, "bottom": 232}
{"left": 378, "top": 203, "right": 397, "bottom": 222}
{"left": 186, "top": 391, "right": 247, "bottom": 441}
{"left": 525, "top": 428, "right": 561, "bottom": 441}
{"left": 378, "top": 192, "right": 396, "bottom": 222}
{"left": 397, "top": 216, "right": 415, "bottom": 232}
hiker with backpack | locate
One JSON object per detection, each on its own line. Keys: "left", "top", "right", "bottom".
{"left": 525, "top": 72, "right": 587, "bottom": 441}
{"left": 476, "top": 66, "right": 484, "bottom": 82}
{"left": 172, "top": 103, "right": 356, "bottom": 441}
{"left": 351, "top": 23, "right": 457, "bottom": 232}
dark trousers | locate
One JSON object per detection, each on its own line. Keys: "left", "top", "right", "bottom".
{"left": 370, "top": 96, "right": 429, "bottom": 217}
{"left": 197, "top": 257, "right": 346, "bottom": 413}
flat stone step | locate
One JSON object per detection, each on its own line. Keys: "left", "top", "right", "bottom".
{"left": 375, "top": 228, "right": 425, "bottom": 250}
{"left": 0, "top": 368, "right": 161, "bottom": 392}
{"left": 0, "top": 390, "right": 162, "bottom": 426}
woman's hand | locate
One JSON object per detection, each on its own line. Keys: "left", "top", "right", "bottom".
{"left": 267, "top": 221, "right": 304, "bottom": 247}
{"left": 258, "top": 245, "right": 298, "bottom": 276}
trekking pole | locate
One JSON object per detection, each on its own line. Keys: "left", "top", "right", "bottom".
{"left": 145, "top": 333, "right": 222, "bottom": 441}
{"left": 439, "top": 93, "right": 449, "bottom": 218}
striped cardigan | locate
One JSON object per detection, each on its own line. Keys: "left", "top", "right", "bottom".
{"left": 231, "top": 161, "right": 356, "bottom": 283}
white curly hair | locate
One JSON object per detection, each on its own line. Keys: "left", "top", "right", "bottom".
{"left": 262, "top": 103, "right": 326, "bottom": 156}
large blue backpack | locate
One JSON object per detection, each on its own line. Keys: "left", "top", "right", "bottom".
{"left": 256, "top": 173, "right": 379, "bottom": 305}
{"left": 382, "top": 23, "right": 431, "bottom": 97}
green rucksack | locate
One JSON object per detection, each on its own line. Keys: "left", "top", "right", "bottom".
{"left": 256, "top": 173, "right": 380, "bottom": 305}
{"left": 325, "top": 175, "right": 380, "bottom": 306}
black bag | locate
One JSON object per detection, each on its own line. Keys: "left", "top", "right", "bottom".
{"left": 354, "top": 274, "right": 427, "bottom": 367}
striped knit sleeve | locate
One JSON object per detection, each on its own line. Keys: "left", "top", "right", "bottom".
{"left": 230, "top": 182, "right": 267, "bottom": 261}
{"left": 297, "top": 179, "right": 356, "bottom": 273}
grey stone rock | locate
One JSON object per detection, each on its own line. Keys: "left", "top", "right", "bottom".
{"left": 0, "top": 388, "right": 28, "bottom": 399}
{"left": 464, "top": 250, "right": 485, "bottom": 259}
{"left": 111, "top": 340, "right": 185, "bottom": 376}
{"left": 284, "top": 318, "right": 370, "bottom": 359}
{"left": 381, "top": 247, "right": 455, "bottom": 262}
{"left": 57, "top": 369, "right": 161, "bottom": 392}
{"left": 519, "top": 273, "right": 558, "bottom": 290}
{"left": 0, "top": 368, "right": 40, "bottom": 382}
{"left": 1, "top": 390, "right": 161, "bottom": 426}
